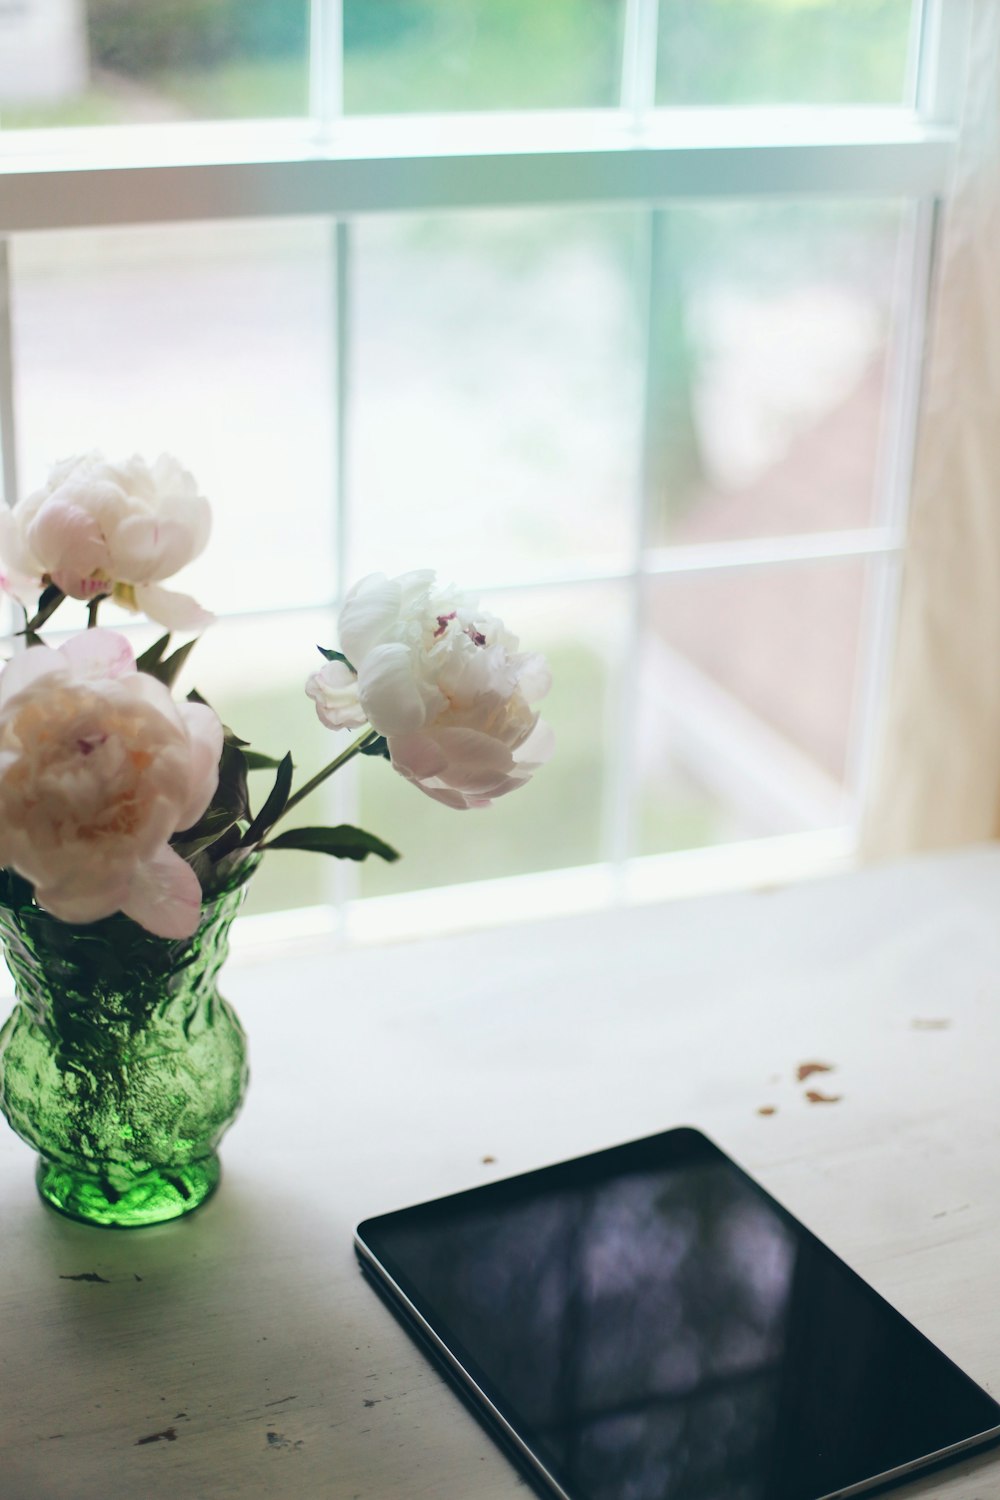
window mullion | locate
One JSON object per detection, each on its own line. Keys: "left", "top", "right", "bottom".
{"left": 333, "top": 219, "right": 350, "bottom": 603}
{"left": 914, "top": 0, "right": 973, "bottom": 122}
{"left": 620, "top": 0, "right": 660, "bottom": 118}
{"left": 601, "top": 211, "right": 659, "bottom": 873}
{"left": 0, "top": 115, "right": 955, "bottom": 234}
{"left": 309, "top": 0, "right": 344, "bottom": 138}
{"left": 328, "top": 214, "right": 357, "bottom": 917}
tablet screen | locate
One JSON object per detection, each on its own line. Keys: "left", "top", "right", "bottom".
{"left": 356, "top": 1128, "right": 1000, "bottom": 1500}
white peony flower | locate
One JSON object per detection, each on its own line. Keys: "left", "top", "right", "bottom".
{"left": 307, "top": 570, "right": 553, "bottom": 809}
{"left": 0, "top": 630, "right": 223, "bottom": 937}
{"left": 0, "top": 452, "right": 213, "bottom": 630}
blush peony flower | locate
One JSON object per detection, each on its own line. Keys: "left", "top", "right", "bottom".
{"left": 0, "top": 631, "right": 223, "bottom": 937}
{"left": 0, "top": 452, "right": 213, "bottom": 630}
{"left": 307, "top": 570, "right": 553, "bottom": 809}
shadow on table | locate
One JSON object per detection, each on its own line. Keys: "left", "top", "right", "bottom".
{"left": 2, "top": 1163, "right": 395, "bottom": 1499}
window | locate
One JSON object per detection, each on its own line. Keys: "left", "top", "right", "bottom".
{"left": 0, "top": 2, "right": 963, "bottom": 933}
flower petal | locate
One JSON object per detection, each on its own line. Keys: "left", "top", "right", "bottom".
{"left": 27, "top": 496, "right": 109, "bottom": 579}
{"left": 410, "top": 727, "right": 516, "bottom": 794}
{"left": 305, "top": 659, "right": 367, "bottom": 730}
{"left": 150, "top": 454, "right": 212, "bottom": 559}
{"left": 386, "top": 729, "right": 449, "bottom": 783}
{"left": 134, "top": 581, "right": 214, "bottom": 631}
{"left": 0, "top": 642, "right": 64, "bottom": 707}
{"left": 174, "top": 700, "right": 224, "bottom": 831}
{"left": 120, "top": 845, "right": 203, "bottom": 939}
{"left": 34, "top": 869, "right": 132, "bottom": 925}
{"left": 358, "top": 642, "right": 442, "bottom": 736}
{"left": 513, "top": 652, "right": 552, "bottom": 704}
{"left": 112, "top": 514, "right": 207, "bottom": 582}
{"left": 0, "top": 565, "right": 41, "bottom": 607}
{"left": 514, "top": 717, "right": 556, "bottom": 770}
{"left": 0, "top": 509, "right": 42, "bottom": 604}
{"left": 338, "top": 573, "right": 402, "bottom": 666}
{"left": 386, "top": 717, "right": 553, "bottom": 808}
{"left": 409, "top": 782, "right": 477, "bottom": 810}
{"left": 49, "top": 569, "right": 113, "bottom": 601}
{"left": 58, "top": 628, "right": 136, "bottom": 681}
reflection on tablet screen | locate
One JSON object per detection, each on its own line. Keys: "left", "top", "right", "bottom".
{"left": 358, "top": 1131, "right": 1000, "bottom": 1500}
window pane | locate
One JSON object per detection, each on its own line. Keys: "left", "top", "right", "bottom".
{"left": 356, "top": 583, "right": 624, "bottom": 897}
{"left": 646, "top": 202, "right": 903, "bottom": 547}
{"left": 10, "top": 220, "right": 337, "bottom": 615}
{"left": 348, "top": 209, "right": 642, "bottom": 585}
{"left": 0, "top": 1, "right": 308, "bottom": 129}
{"left": 635, "top": 558, "right": 871, "bottom": 854}
{"left": 657, "top": 0, "right": 915, "bottom": 107}
{"left": 344, "top": 0, "right": 624, "bottom": 113}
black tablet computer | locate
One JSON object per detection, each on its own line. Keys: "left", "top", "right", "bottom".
{"left": 355, "top": 1127, "right": 1000, "bottom": 1500}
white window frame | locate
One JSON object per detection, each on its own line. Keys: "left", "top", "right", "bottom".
{"left": 0, "top": 0, "right": 972, "bottom": 941}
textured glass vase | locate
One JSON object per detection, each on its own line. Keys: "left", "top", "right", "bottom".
{"left": 0, "top": 870, "right": 252, "bottom": 1229}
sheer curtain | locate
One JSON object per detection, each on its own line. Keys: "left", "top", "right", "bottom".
{"left": 862, "top": 1, "right": 1000, "bottom": 858}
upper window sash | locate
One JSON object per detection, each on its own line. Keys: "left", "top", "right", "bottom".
{"left": 0, "top": 108, "right": 955, "bottom": 234}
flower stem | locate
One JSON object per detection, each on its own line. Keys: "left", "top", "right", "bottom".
{"left": 279, "top": 727, "right": 379, "bottom": 821}
{"left": 87, "top": 596, "right": 106, "bottom": 629}
{"left": 22, "top": 586, "right": 66, "bottom": 636}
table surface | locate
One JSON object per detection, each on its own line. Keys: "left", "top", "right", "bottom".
{"left": 3, "top": 846, "right": 1000, "bottom": 1500}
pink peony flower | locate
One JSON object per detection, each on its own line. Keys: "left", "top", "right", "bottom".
{"left": 0, "top": 631, "right": 222, "bottom": 937}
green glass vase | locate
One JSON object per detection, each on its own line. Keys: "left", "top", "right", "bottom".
{"left": 0, "top": 870, "right": 252, "bottom": 1229}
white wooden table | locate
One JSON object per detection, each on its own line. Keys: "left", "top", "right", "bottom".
{"left": 2, "top": 846, "right": 1000, "bottom": 1500}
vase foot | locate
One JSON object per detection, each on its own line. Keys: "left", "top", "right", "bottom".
{"left": 36, "top": 1154, "right": 221, "bottom": 1229}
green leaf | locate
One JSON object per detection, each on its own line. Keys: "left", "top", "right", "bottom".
{"left": 241, "top": 752, "right": 293, "bottom": 847}
{"left": 317, "top": 646, "right": 355, "bottom": 671}
{"left": 156, "top": 636, "right": 199, "bottom": 688}
{"left": 21, "top": 583, "right": 66, "bottom": 635}
{"left": 263, "top": 824, "right": 400, "bottom": 863}
{"left": 171, "top": 806, "right": 241, "bottom": 858}
{"left": 0, "top": 867, "right": 34, "bottom": 910}
{"left": 186, "top": 823, "right": 246, "bottom": 884}
{"left": 215, "top": 739, "right": 251, "bottom": 825}
{"left": 139, "top": 635, "right": 199, "bottom": 688}
{"left": 136, "top": 634, "right": 171, "bottom": 674}
{"left": 360, "top": 735, "right": 390, "bottom": 760}
{"left": 243, "top": 749, "right": 284, "bottom": 771}
{"left": 207, "top": 823, "right": 244, "bottom": 863}
{"left": 199, "top": 844, "right": 256, "bottom": 889}
{"left": 37, "top": 582, "right": 62, "bottom": 612}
